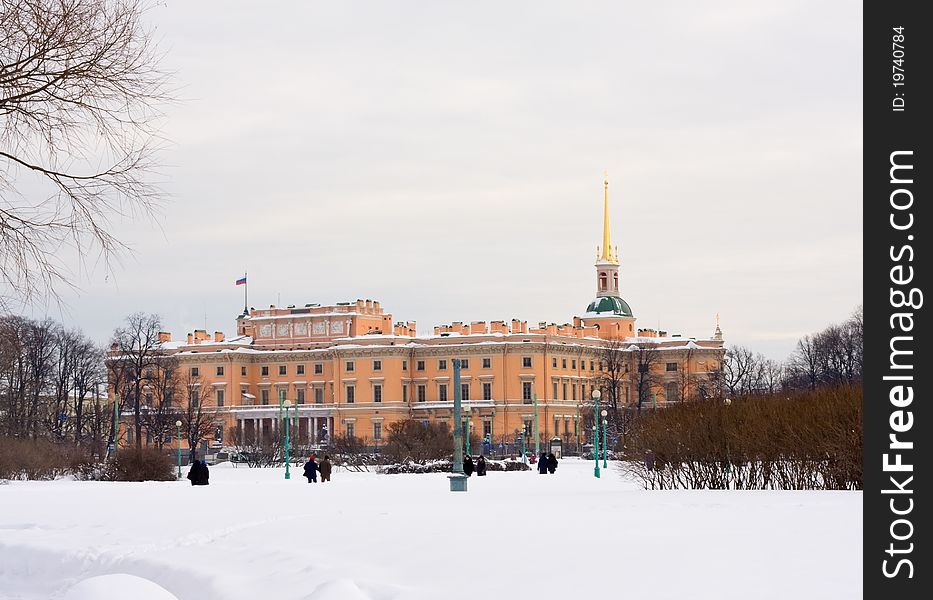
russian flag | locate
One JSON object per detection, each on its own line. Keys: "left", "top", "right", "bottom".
{"left": 235, "top": 276, "right": 247, "bottom": 286}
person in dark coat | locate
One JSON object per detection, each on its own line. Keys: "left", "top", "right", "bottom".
{"left": 547, "top": 452, "right": 558, "bottom": 475}
{"left": 476, "top": 455, "right": 487, "bottom": 476}
{"left": 186, "top": 460, "right": 199, "bottom": 486}
{"left": 463, "top": 455, "right": 475, "bottom": 477}
{"left": 537, "top": 452, "right": 548, "bottom": 474}
{"left": 303, "top": 456, "right": 318, "bottom": 483}
{"left": 188, "top": 460, "right": 210, "bottom": 485}
{"left": 319, "top": 455, "right": 332, "bottom": 482}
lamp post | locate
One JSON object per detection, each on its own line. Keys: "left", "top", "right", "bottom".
{"left": 284, "top": 400, "right": 292, "bottom": 480}
{"left": 175, "top": 420, "right": 182, "bottom": 479}
{"left": 592, "top": 389, "right": 601, "bottom": 478}
{"left": 575, "top": 401, "right": 581, "bottom": 455}
{"left": 465, "top": 419, "right": 472, "bottom": 458}
{"left": 533, "top": 392, "right": 540, "bottom": 457}
{"left": 449, "top": 359, "right": 467, "bottom": 491}
{"left": 522, "top": 421, "right": 528, "bottom": 465}
{"left": 601, "top": 409, "right": 608, "bottom": 469}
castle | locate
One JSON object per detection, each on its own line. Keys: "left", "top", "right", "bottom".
{"left": 114, "top": 177, "right": 724, "bottom": 453}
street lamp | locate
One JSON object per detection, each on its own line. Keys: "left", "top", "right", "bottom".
{"left": 175, "top": 420, "right": 182, "bottom": 479}
{"left": 516, "top": 427, "right": 526, "bottom": 465}
{"left": 601, "top": 409, "right": 608, "bottom": 468}
{"left": 465, "top": 419, "right": 472, "bottom": 458}
{"left": 591, "top": 389, "right": 601, "bottom": 478}
{"left": 283, "top": 400, "right": 292, "bottom": 480}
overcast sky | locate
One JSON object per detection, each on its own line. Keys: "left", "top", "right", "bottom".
{"left": 28, "top": 0, "right": 862, "bottom": 360}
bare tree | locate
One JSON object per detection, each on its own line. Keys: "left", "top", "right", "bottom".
{"left": 1, "top": 0, "right": 170, "bottom": 308}
{"left": 631, "top": 343, "right": 661, "bottom": 412}
{"left": 787, "top": 335, "right": 821, "bottom": 391}
{"left": 109, "top": 312, "right": 161, "bottom": 447}
{"left": 141, "top": 354, "right": 180, "bottom": 449}
{"left": 722, "top": 345, "right": 759, "bottom": 398}
{"left": 69, "top": 337, "right": 104, "bottom": 446}
{"left": 595, "top": 336, "right": 627, "bottom": 414}
{"left": 180, "top": 372, "right": 217, "bottom": 461}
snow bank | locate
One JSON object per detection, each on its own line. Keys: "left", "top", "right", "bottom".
{"left": 64, "top": 574, "right": 179, "bottom": 600}
{"left": 0, "top": 459, "right": 861, "bottom": 600}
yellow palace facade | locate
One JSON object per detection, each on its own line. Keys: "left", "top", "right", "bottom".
{"left": 124, "top": 178, "right": 724, "bottom": 451}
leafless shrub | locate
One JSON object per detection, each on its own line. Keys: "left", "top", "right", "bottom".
{"left": 621, "top": 385, "right": 861, "bottom": 490}
{"left": 107, "top": 446, "right": 173, "bottom": 481}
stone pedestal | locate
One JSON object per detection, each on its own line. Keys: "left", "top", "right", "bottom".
{"left": 448, "top": 474, "right": 468, "bottom": 492}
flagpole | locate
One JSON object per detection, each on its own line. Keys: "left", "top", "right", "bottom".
{"left": 244, "top": 271, "right": 248, "bottom": 314}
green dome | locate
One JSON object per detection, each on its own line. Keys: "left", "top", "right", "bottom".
{"left": 585, "top": 295, "right": 633, "bottom": 317}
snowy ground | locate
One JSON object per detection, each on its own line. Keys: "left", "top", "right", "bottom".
{"left": 0, "top": 459, "right": 861, "bottom": 600}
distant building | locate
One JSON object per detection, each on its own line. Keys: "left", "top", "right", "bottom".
{"left": 111, "top": 177, "right": 724, "bottom": 452}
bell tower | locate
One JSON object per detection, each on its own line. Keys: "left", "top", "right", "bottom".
{"left": 595, "top": 173, "right": 620, "bottom": 298}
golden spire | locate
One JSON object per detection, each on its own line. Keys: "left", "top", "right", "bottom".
{"left": 599, "top": 172, "right": 618, "bottom": 264}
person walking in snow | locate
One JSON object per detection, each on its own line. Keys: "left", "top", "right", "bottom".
{"left": 303, "top": 456, "right": 318, "bottom": 483}
{"left": 319, "top": 455, "right": 332, "bottom": 482}
{"left": 463, "top": 454, "right": 475, "bottom": 477}
{"left": 476, "top": 455, "right": 487, "bottom": 476}
{"left": 186, "top": 460, "right": 199, "bottom": 486}
{"left": 546, "top": 452, "right": 558, "bottom": 475}
{"left": 537, "top": 452, "right": 548, "bottom": 475}
{"left": 199, "top": 460, "right": 210, "bottom": 485}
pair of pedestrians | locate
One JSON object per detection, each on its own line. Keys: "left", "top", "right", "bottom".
{"left": 302, "top": 455, "right": 333, "bottom": 483}
{"left": 537, "top": 452, "right": 558, "bottom": 475}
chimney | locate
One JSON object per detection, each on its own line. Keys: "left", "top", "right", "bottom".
{"left": 510, "top": 319, "right": 521, "bottom": 334}
{"left": 470, "top": 321, "right": 487, "bottom": 335}
{"left": 214, "top": 331, "right": 225, "bottom": 343}
{"left": 157, "top": 331, "right": 171, "bottom": 343}
{"left": 186, "top": 333, "right": 193, "bottom": 344}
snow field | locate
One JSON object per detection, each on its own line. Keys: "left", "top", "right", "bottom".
{"left": 0, "top": 459, "right": 861, "bottom": 600}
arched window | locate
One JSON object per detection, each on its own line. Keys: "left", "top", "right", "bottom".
{"left": 599, "top": 273, "right": 607, "bottom": 290}
{"left": 613, "top": 273, "right": 618, "bottom": 290}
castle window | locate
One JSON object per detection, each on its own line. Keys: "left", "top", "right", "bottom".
{"left": 522, "top": 356, "right": 532, "bottom": 368}
{"left": 666, "top": 362, "right": 678, "bottom": 372}
{"left": 522, "top": 382, "right": 533, "bottom": 403}
{"left": 482, "top": 357, "right": 491, "bottom": 369}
